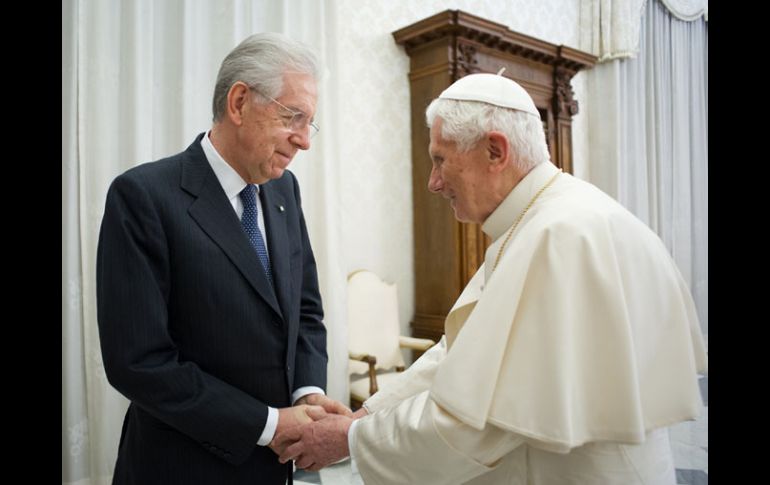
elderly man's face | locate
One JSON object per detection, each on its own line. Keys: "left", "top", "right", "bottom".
{"left": 238, "top": 72, "right": 317, "bottom": 183}
{"left": 427, "top": 119, "right": 495, "bottom": 224}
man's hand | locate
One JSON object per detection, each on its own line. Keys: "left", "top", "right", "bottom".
{"left": 268, "top": 404, "right": 326, "bottom": 455}
{"left": 295, "top": 393, "right": 353, "bottom": 417}
{"left": 277, "top": 409, "right": 353, "bottom": 471}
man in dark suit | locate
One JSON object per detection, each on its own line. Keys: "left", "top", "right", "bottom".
{"left": 96, "top": 32, "right": 350, "bottom": 485}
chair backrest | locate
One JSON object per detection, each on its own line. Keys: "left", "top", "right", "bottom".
{"left": 347, "top": 270, "right": 405, "bottom": 375}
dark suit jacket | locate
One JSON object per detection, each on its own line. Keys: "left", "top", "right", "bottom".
{"left": 96, "top": 133, "right": 327, "bottom": 484}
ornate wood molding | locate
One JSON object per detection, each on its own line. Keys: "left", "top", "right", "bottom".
{"left": 456, "top": 41, "right": 479, "bottom": 78}
{"left": 555, "top": 66, "right": 579, "bottom": 117}
{"left": 393, "top": 10, "right": 596, "bottom": 75}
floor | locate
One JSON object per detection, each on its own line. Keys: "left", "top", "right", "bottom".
{"left": 294, "top": 459, "right": 354, "bottom": 485}
{"left": 671, "top": 376, "right": 709, "bottom": 485}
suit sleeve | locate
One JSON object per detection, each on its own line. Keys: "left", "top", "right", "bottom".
{"left": 97, "top": 173, "right": 266, "bottom": 465}
{"left": 288, "top": 173, "right": 328, "bottom": 391}
{"left": 352, "top": 391, "right": 524, "bottom": 485}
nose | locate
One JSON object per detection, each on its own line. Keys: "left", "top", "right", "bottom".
{"left": 290, "top": 129, "right": 311, "bottom": 150}
{"left": 428, "top": 166, "right": 443, "bottom": 193}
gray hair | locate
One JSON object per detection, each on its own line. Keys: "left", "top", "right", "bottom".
{"left": 425, "top": 99, "right": 550, "bottom": 172}
{"left": 212, "top": 32, "right": 318, "bottom": 122}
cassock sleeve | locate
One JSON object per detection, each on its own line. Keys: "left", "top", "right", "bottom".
{"left": 352, "top": 391, "right": 525, "bottom": 485}
{"left": 363, "top": 337, "right": 447, "bottom": 413}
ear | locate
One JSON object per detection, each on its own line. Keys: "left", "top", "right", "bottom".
{"left": 225, "top": 82, "right": 251, "bottom": 126}
{"left": 486, "top": 131, "right": 510, "bottom": 173}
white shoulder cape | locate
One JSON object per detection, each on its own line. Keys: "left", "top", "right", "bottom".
{"left": 430, "top": 169, "right": 707, "bottom": 453}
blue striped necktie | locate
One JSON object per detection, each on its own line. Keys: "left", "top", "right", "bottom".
{"left": 239, "top": 184, "right": 273, "bottom": 284}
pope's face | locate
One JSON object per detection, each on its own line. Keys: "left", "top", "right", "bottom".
{"left": 236, "top": 72, "right": 317, "bottom": 183}
{"left": 427, "top": 119, "right": 493, "bottom": 224}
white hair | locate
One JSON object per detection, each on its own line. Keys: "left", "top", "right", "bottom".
{"left": 212, "top": 32, "right": 318, "bottom": 122}
{"left": 425, "top": 98, "right": 550, "bottom": 172}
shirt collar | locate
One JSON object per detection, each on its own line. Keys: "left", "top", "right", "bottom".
{"left": 482, "top": 162, "right": 559, "bottom": 241}
{"left": 200, "top": 130, "right": 259, "bottom": 198}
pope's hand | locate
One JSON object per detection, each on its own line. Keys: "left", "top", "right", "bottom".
{"left": 295, "top": 393, "right": 353, "bottom": 417}
{"left": 277, "top": 408, "right": 353, "bottom": 471}
{"left": 352, "top": 406, "right": 369, "bottom": 419}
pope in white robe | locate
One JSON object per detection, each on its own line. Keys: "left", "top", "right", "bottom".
{"left": 275, "top": 73, "right": 707, "bottom": 485}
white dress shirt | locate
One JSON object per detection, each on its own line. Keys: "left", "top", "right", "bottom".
{"left": 200, "top": 131, "right": 323, "bottom": 446}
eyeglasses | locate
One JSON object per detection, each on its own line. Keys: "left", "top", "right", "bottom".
{"left": 250, "top": 87, "right": 319, "bottom": 139}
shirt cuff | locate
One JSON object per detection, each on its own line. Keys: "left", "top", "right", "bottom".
{"left": 292, "top": 386, "right": 325, "bottom": 404}
{"left": 256, "top": 406, "right": 279, "bottom": 446}
{"left": 258, "top": 387, "right": 325, "bottom": 446}
{"left": 348, "top": 419, "right": 362, "bottom": 479}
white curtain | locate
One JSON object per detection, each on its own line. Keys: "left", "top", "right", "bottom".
{"left": 584, "top": 0, "right": 708, "bottom": 478}
{"left": 586, "top": 0, "right": 707, "bottom": 340}
{"left": 62, "top": 1, "right": 347, "bottom": 483}
{"left": 660, "top": 0, "right": 708, "bottom": 21}
{"left": 579, "top": 0, "right": 646, "bottom": 61}
{"left": 579, "top": 0, "right": 707, "bottom": 62}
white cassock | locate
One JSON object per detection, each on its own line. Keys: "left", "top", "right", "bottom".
{"left": 349, "top": 161, "right": 707, "bottom": 485}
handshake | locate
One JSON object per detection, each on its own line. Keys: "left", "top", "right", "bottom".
{"left": 268, "top": 394, "right": 368, "bottom": 471}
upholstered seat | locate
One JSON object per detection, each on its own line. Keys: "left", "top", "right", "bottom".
{"left": 347, "top": 270, "right": 435, "bottom": 409}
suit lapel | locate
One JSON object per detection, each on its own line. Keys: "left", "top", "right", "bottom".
{"left": 181, "top": 140, "right": 283, "bottom": 319}
{"left": 260, "top": 184, "right": 293, "bottom": 324}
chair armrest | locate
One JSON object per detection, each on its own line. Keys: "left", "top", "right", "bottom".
{"left": 349, "top": 352, "right": 376, "bottom": 364}
{"left": 349, "top": 352, "right": 378, "bottom": 395}
{"left": 398, "top": 336, "right": 436, "bottom": 351}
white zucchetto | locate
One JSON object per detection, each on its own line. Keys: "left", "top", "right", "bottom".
{"left": 439, "top": 73, "right": 540, "bottom": 118}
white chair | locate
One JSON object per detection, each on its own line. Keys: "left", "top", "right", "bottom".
{"left": 347, "top": 270, "right": 435, "bottom": 409}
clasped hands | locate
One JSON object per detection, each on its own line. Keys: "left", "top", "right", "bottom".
{"left": 268, "top": 394, "right": 368, "bottom": 471}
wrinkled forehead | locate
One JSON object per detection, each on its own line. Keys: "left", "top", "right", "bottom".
{"left": 429, "top": 119, "right": 457, "bottom": 151}
{"left": 277, "top": 72, "right": 318, "bottom": 113}
{"left": 428, "top": 123, "right": 442, "bottom": 156}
